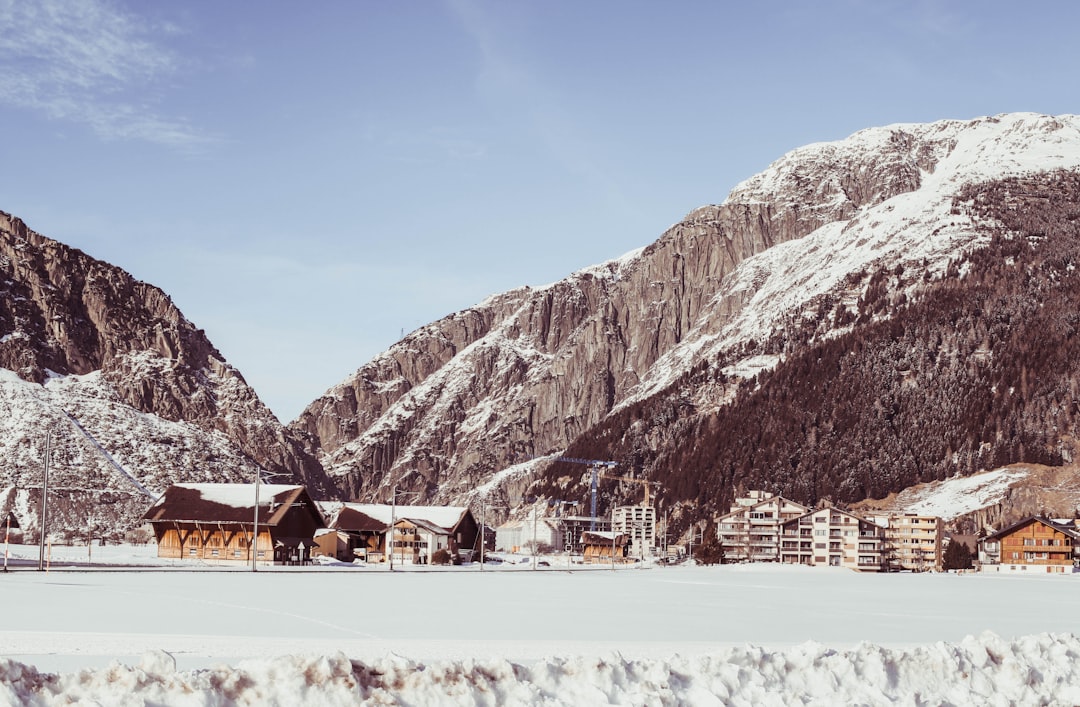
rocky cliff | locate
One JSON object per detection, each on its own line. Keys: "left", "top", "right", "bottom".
{"left": 0, "top": 213, "right": 333, "bottom": 536}
{"left": 293, "top": 113, "right": 1080, "bottom": 515}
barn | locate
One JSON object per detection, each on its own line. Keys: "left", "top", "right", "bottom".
{"left": 143, "top": 483, "right": 325, "bottom": 565}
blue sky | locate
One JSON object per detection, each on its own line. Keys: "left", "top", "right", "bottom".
{"left": 1, "top": 1, "right": 1078, "bottom": 423}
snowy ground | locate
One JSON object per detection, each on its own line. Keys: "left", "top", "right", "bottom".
{"left": 2, "top": 544, "right": 1080, "bottom": 704}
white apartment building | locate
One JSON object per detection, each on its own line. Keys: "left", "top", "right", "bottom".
{"left": 868, "top": 513, "right": 943, "bottom": 571}
{"left": 716, "top": 491, "right": 810, "bottom": 563}
{"left": 613, "top": 505, "right": 656, "bottom": 559}
{"left": 780, "top": 507, "right": 885, "bottom": 571}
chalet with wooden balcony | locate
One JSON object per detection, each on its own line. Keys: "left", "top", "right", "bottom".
{"left": 780, "top": 506, "right": 885, "bottom": 571}
{"left": 328, "top": 503, "right": 478, "bottom": 564}
{"left": 980, "top": 516, "right": 1079, "bottom": 574}
{"left": 143, "top": 483, "right": 324, "bottom": 565}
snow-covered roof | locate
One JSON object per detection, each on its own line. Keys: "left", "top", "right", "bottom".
{"left": 334, "top": 503, "right": 469, "bottom": 532}
{"left": 143, "top": 483, "right": 321, "bottom": 526}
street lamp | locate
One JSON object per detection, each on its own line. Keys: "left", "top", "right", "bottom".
{"left": 38, "top": 431, "right": 52, "bottom": 572}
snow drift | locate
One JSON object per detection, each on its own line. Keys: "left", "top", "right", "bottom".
{"left": 3, "top": 632, "right": 1079, "bottom": 706}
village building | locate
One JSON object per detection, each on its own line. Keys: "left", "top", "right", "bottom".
{"left": 780, "top": 506, "right": 886, "bottom": 571}
{"left": 311, "top": 528, "right": 352, "bottom": 562}
{"left": 979, "top": 516, "right": 1080, "bottom": 573}
{"left": 867, "top": 512, "right": 944, "bottom": 571}
{"left": 143, "top": 484, "right": 324, "bottom": 565}
{"left": 495, "top": 516, "right": 565, "bottom": 553}
{"left": 329, "top": 503, "right": 478, "bottom": 564}
{"left": 580, "top": 531, "right": 631, "bottom": 564}
{"left": 716, "top": 490, "right": 811, "bottom": 562}
{"left": 613, "top": 505, "right": 657, "bottom": 560}
{"left": 560, "top": 515, "right": 611, "bottom": 554}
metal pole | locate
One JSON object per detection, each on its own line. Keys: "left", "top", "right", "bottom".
{"left": 252, "top": 470, "right": 261, "bottom": 572}
{"left": 38, "top": 431, "right": 51, "bottom": 571}
{"left": 3, "top": 513, "right": 10, "bottom": 572}
{"left": 480, "top": 499, "right": 485, "bottom": 571}
{"left": 611, "top": 506, "right": 616, "bottom": 571}
{"left": 532, "top": 504, "right": 538, "bottom": 571}
{"left": 389, "top": 486, "right": 396, "bottom": 571}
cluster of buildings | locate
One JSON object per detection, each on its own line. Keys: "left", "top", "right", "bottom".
{"left": 142, "top": 483, "right": 480, "bottom": 566}
{"left": 716, "top": 490, "right": 944, "bottom": 572}
{"left": 138, "top": 483, "right": 652, "bottom": 566}
{"left": 717, "top": 490, "right": 1080, "bottom": 574}
{"left": 19, "top": 480, "right": 1080, "bottom": 575}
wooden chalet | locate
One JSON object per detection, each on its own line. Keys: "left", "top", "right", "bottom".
{"left": 143, "top": 483, "right": 325, "bottom": 565}
{"left": 581, "top": 531, "right": 630, "bottom": 564}
{"left": 981, "top": 516, "right": 1080, "bottom": 573}
{"left": 329, "top": 503, "right": 479, "bottom": 564}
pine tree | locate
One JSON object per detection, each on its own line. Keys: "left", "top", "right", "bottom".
{"left": 942, "top": 540, "right": 973, "bottom": 570}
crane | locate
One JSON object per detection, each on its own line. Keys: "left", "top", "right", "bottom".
{"left": 597, "top": 472, "right": 661, "bottom": 507}
{"left": 552, "top": 457, "right": 617, "bottom": 530}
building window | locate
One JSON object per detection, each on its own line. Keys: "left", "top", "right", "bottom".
{"left": 188, "top": 548, "right": 197, "bottom": 556}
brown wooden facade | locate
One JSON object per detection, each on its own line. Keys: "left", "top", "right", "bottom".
{"left": 581, "top": 531, "right": 630, "bottom": 563}
{"left": 983, "top": 517, "right": 1079, "bottom": 573}
{"left": 144, "top": 484, "right": 325, "bottom": 565}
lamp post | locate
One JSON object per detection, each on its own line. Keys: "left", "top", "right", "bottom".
{"left": 251, "top": 468, "right": 268, "bottom": 572}
{"left": 38, "top": 431, "right": 52, "bottom": 572}
{"left": 478, "top": 497, "right": 506, "bottom": 571}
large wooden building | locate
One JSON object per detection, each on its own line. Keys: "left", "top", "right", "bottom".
{"left": 980, "top": 517, "right": 1079, "bottom": 573}
{"left": 143, "top": 483, "right": 325, "bottom": 565}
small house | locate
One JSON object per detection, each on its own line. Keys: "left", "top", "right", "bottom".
{"left": 581, "top": 531, "right": 630, "bottom": 563}
{"left": 143, "top": 483, "right": 325, "bottom": 565}
{"left": 980, "top": 516, "right": 1079, "bottom": 573}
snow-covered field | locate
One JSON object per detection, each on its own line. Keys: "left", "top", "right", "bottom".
{"left": 2, "top": 544, "right": 1080, "bottom": 705}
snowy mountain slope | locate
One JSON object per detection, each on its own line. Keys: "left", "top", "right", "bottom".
{"left": 0, "top": 212, "right": 334, "bottom": 537}
{"left": 294, "top": 113, "right": 1080, "bottom": 511}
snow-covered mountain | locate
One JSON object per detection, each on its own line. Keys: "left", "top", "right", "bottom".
{"left": 292, "top": 113, "right": 1080, "bottom": 527}
{"left": 0, "top": 212, "right": 332, "bottom": 537}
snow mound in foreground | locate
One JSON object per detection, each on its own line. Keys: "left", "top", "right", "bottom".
{"left": 3, "top": 632, "right": 1080, "bottom": 706}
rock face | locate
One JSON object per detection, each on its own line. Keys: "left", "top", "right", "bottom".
{"left": 0, "top": 213, "right": 333, "bottom": 536}
{"left": 293, "top": 113, "right": 1080, "bottom": 509}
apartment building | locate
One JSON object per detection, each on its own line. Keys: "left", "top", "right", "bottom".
{"left": 868, "top": 513, "right": 943, "bottom": 571}
{"left": 780, "top": 506, "right": 885, "bottom": 571}
{"left": 716, "top": 491, "right": 810, "bottom": 563}
{"left": 613, "top": 505, "right": 656, "bottom": 560}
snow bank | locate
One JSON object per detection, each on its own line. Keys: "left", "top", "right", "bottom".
{"left": 3, "top": 633, "right": 1079, "bottom": 706}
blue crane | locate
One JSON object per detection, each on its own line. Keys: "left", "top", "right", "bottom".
{"left": 553, "top": 457, "right": 618, "bottom": 531}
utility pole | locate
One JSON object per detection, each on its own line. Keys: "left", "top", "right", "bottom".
{"left": 252, "top": 469, "right": 261, "bottom": 572}
{"left": 3, "top": 512, "right": 10, "bottom": 573}
{"left": 38, "top": 431, "right": 51, "bottom": 572}
{"left": 389, "top": 486, "right": 397, "bottom": 571}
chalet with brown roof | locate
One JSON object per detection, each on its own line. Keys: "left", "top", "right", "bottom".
{"left": 329, "top": 503, "right": 478, "bottom": 564}
{"left": 143, "top": 483, "right": 325, "bottom": 565}
{"left": 580, "top": 531, "right": 631, "bottom": 564}
{"left": 980, "top": 516, "right": 1080, "bottom": 574}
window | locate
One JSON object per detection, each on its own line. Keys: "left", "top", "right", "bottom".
{"left": 188, "top": 548, "right": 197, "bottom": 556}
{"left": 1024, "top": 538, "right": 1035, "bottom": 546}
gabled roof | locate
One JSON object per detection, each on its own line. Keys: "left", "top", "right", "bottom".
{"left": 717, "top": 495, "right": 810, "bottom": 521}
{"left": 983, "top": 516, "right": 1080, "bottom": 542}
{"left": 395, "top": 517, "right": 451, "bottom": 536}
{"left": 331, "top": 503, "right": 470, "bottom": 533}
{"left": 581, "top": 531, "right": 629, "bottom": 545}
{"left": 143, "top": 484, "right": 324, "bottom": 527}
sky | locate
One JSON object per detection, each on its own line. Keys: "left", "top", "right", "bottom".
{"left": 1, "top": 1, "right": 1079, "bottom": 423}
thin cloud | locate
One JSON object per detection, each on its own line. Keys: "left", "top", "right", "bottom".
{"left": 0, "top": 0, "right": 210, "bottom": 148}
